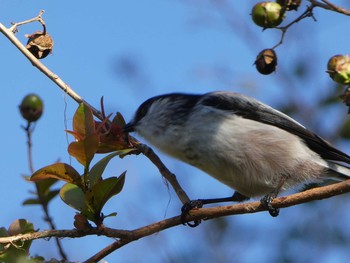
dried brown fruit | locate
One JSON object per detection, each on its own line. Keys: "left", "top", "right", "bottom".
{"left": 25, "top": 31, "right": 54, "bottom": 59}
{"left": 277, "top": 0, "right": 302, "bottom": 11}
{"left": 255, "top": 49, "right": 278, "bottom": 75}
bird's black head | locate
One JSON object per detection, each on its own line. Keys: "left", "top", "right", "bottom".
{"left": 123, "top": 93, "right": 201, "bottom": 133}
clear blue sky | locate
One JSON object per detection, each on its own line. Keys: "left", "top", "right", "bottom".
{"left": 1, "top": 1, "right": 350, "bottom": 262}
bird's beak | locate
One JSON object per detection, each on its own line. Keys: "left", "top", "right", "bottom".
{"left": 123, "top": 122, "right": 135, "bottom": 133}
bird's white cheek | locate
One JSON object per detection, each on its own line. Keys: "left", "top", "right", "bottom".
{"left": 136, "top": 125, "right": 187, "bottom": 158}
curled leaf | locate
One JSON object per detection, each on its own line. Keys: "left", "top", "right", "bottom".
{"left": 31, "top": 163, "right": 82, "bottom": 187}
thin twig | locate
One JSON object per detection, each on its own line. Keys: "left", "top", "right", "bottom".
{"left": 135, "top": 143, "right": 191, "bottom": 205}
{"left": 83, "top": 239, "right": 132, "bottom": 263}
{"left": 85, "top": 178, "right": 350, "bottom": 262}
{"left": 0, "top": 227, "right": 131, "bottom": 244}
{"left": 270, "top": 0, "right": 350, "bottom": 49}
{"left": 3, "top": 8, "right": 350, "bottom": 261}
{"left": 23, "top": 122, "right": 35, "bottom": 174}
{"left": 0, "top": 22, "right": 102, "bottom": 121}
{"left": 0, "top": 179, "right": 350, "bottom": 260}
{"left": 0, "top": 16, "right": 190, "bottom": 206}
{"left": 273, "top": 4, "right": 316, "bottom": 49}
{"left": 10, "top": 10, "right": 46, "bottom": 33}
{"left": 22, "top": 121, "right": 68, "bottom": 260}
{"left": 310, "top": 0, "right": 350, "bottom": 16}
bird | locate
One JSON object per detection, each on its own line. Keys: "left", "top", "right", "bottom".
{"left": 123, "top": 91, "right": 350, "bottom": 219}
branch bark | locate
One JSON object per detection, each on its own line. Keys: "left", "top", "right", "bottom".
{"left": 1, "top": 178, "right": 350, "bottom": 261}
{"left": 0, "top": 16, "right": 190, "bottom": 207}
{"left": 0, "top": 19, "right": 102, "bottom": 121}
{"left": 2, "top": 7, "right": 350, "bottom": 262}
{"left": 309, "top": 0, "right": 350, "bottom": 16}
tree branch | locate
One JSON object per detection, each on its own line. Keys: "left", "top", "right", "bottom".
{"left": 0, "top": 20, "right": 102, "bottom": 121}
{"left": 10, "top": 10, "right": 46, "bottom": 33}
{"left": 0, "top": 14, "right": 190, "bottom": 207}
{"left": 309, "top": 0, "right": 350, "bottom": 16}
{"left": 134, "top": 143, "right": 191, "bottom": 205}
{"left": 273, "top": 4, "right": 316, "bottom": 49}
{"left": 1, "top": 178, "right": 349, "bottom": 262}
{"left": 22, "top": 122, "right": 67, "bottom": 260}
{"left": 2, "top": 9, "right": 350, "bottom": 262}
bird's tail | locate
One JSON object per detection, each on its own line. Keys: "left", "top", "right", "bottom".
{"left": 325, "top": 161, "right": 350, "bottom": 181}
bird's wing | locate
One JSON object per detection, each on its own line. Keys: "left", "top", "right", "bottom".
{"left": 201, "top": 92, "right": 350, "bottom": 164}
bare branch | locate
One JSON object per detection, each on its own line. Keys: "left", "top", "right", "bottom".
{"left": 1, "top": 179, "right": 349, "bottom": 261}
{"left": 273, "top": 5, "right": 316, "bottom": 49}
{"left": 309, "top": 0, "right": 350, "bottom": 16}
{"left": 10, "top": 10, "right": 46, "bottom": 33}
{"left": 0, "top": 22, "right": 103, "bottom": 121}
{"left": 22, "top": 122, "right": 68, "bottom": 259}
{"left": 0, "top": 227, "right": 131, "bottom": 244}
{"left": 134, "top": 143, "right": 191, "bottom": 205}
{"left": 84, "top": 178, "right": 350, "bottom": 262}
{"left": 0, "top": 15, "right": 190, "bottom": 207}
{"left": 2, "top": 9, "right": 350, "bottom": 261}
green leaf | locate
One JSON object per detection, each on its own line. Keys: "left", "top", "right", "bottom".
{"left": 36, "top": 178, "right": 58, "bottom": 193}
{"left": 23, "top": 192, "right": 59, "bottom": 207}
{"left": 45, "top": 189, "right": 60, "bottom": 203}
{"left": 73, "top": 103, "right": 95, "bottom": 137}
{"left": 22, "top": 198, "right": 41, "bottom": 206}
{"left": 89, "top": 151, "right": 123, "bottom": 186}
{"left": 7, "top": 219, "right": 35, "bottom": 254}
{"left": 8, "top": 219, "right": 34, "bottom": 236}
{"left": 0, "top": 220, "right": 34, "bottom": 260}
{"left": 0, "top": 227, "right": 8, "bottom": 252}
{"left": 117, "top": 148, "right": 135, "bottom": 158}
{"left": 0, "top": 227, "right": 8, "bottom": 237}
{"left": 339, "top": 118, "right": 350, "bottom": 139}
{"left": 112, "top": 112, "right": 126, "bottom": 127}
{"left": 85, "top": 172, "right": 126, "bottom": 216}
{"left": 68, "top": 134, "right": 99, "bottom": 167}
{"left": 103, "top": 212, "right": 118, "bottom": 219}
{"left": 31, "top": 163, "right": 82, "bottom": 187}
{"left": 59, "top": 183, "right": 86, "bottom": 212}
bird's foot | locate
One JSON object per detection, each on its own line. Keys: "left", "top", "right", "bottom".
{"left": 261, "top": 193, "right": 279, "bottom": 217}
{"left": 181, "top": 200, "right": 203, "bottom": 227}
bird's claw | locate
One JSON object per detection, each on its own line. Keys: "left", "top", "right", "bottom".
{"left": 181, "top": 200, "right": 204, "bottom": 227}
{"left": 261, "top": 194, "right": 279, "bottom": 217}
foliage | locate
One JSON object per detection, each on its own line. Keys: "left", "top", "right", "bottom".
{"left": 0, "top": 219, "right": 35, "bottom": 262}
{"left": 1, "top": 1, "right": 350, "bottom": 262}
{"left": 31, "top": 103, "right": 131, "bottom": 226}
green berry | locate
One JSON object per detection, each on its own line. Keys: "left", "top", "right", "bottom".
{"left": 19, "top": 94, "right": 44, "bottom": 122}
{"left": 327, "top": 55, "right": 350, "bottom": 85}
{"left": 251, "top": 2, "right": 284, "bottom": 28}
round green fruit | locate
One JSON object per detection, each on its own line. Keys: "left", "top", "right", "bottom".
{"left": 327, "top": 55, "right": 350, "bottom": 85}
{"left": 251, "top": 2, "right": 284, "bottom": 28}
{"left": 19, "top": 94, "right": 44, "bottom": 122}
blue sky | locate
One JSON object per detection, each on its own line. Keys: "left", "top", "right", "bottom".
{"left": 1, "top": 1, "right": 350, "bottom": 262}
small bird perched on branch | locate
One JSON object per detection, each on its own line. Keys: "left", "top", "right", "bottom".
{"left": 124, "top": 91, "right": 350, "bottom": 221}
